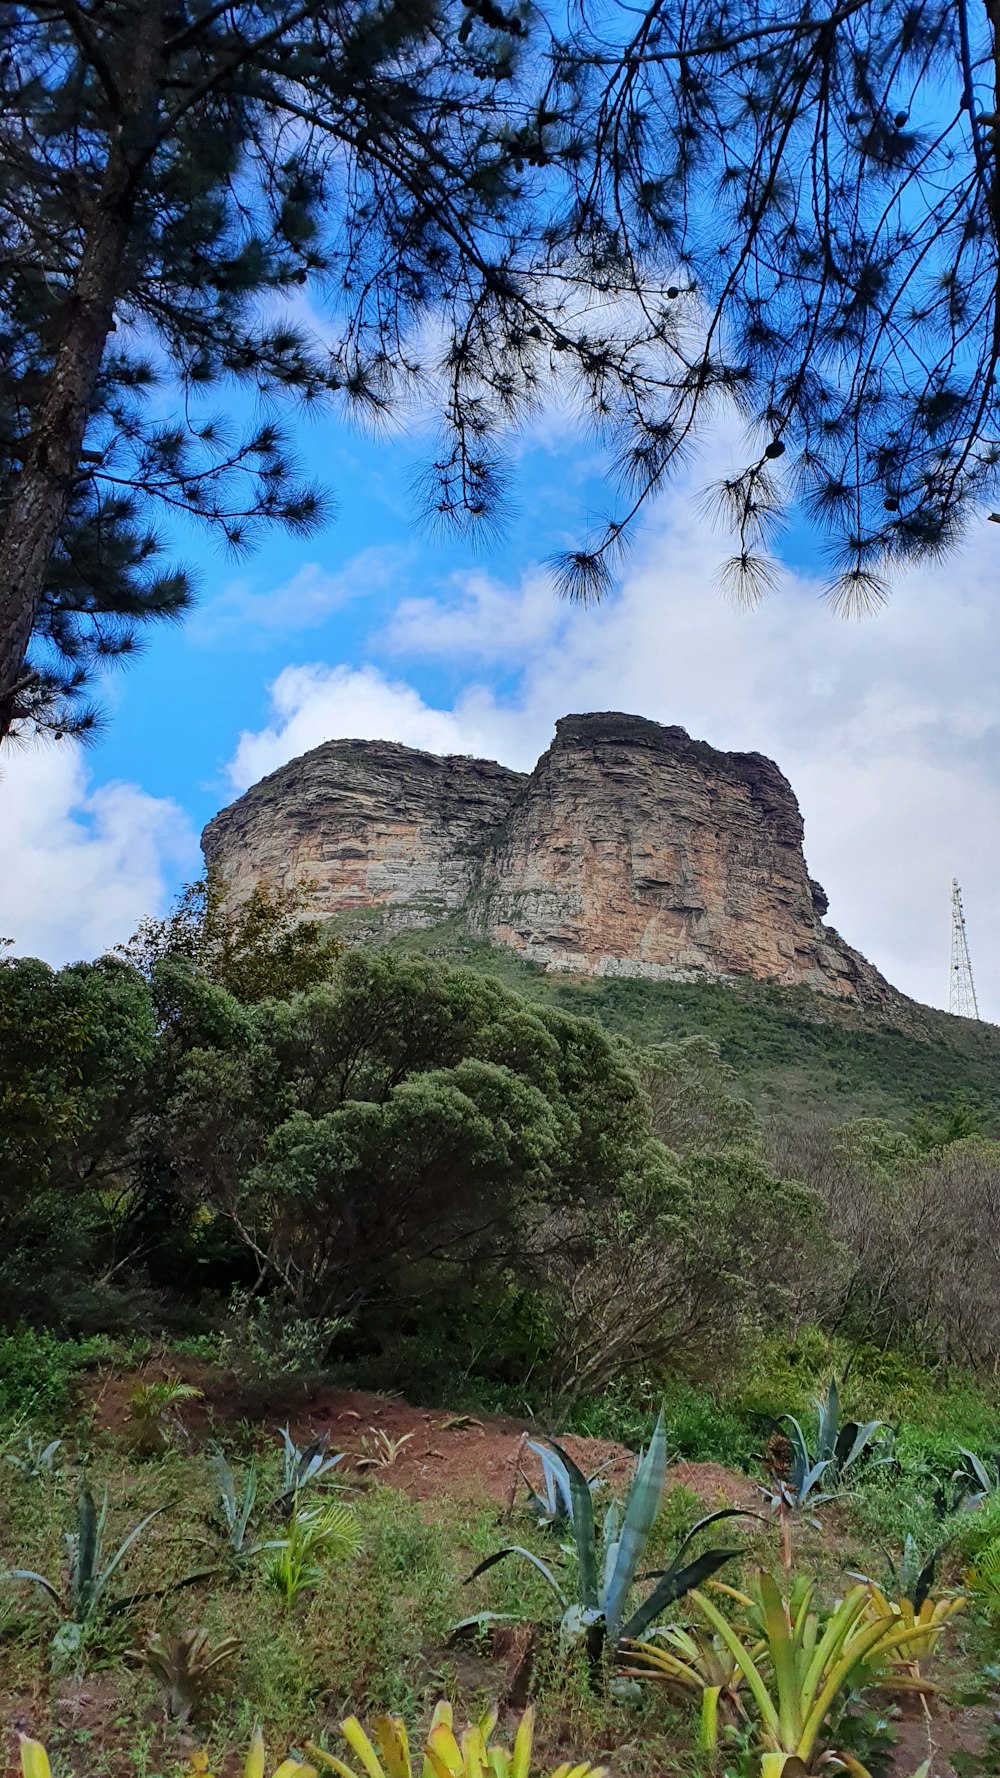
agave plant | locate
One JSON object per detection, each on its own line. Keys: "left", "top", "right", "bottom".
{"left": 132, "top": 1626, "right": 240, "bottom": 1721}
{"left": 523, "top": 1441, "right": 611, "bottom": 1531}
{"left": 462, "top": 1411, "right": 748, "bottom": 1664}
{"left": 951, "top": 1446, "right": 1000, "bottom": 1510}
{"left": 210, "top": 1447, "right": 286, "bottom": 1567}
{"left": 5, "top": 1436, "right": 62, "bottom": 1480}
{"left": 761, "top": 1379, "right": 894, "bottom": 1566}
{"left": 265, "top": 1501, "right": 359, "bottom": 1608}
{"left": 6, "top": 1483, "right": 165, "bottom": 1662}
{"left": 690, "top": 1570, "right": 947, "bottom": 1778}
{"left": 307, "top": 1700, "right": 605, "bottom": 1778}
{"left": 275, "top": 1427, "right": 345, "bottom": 1513}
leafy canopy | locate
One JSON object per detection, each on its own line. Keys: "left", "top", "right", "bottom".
{"left": 2, "top": 0, "right": 999, "bottom": 742}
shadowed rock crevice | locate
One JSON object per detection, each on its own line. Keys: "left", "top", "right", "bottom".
{"left": 202, "top": 712, "right": 899, "bottom": 1008}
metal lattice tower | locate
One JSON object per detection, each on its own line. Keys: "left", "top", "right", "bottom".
{"left": 949, "top": 879, "right": 980, "bottom": 1020}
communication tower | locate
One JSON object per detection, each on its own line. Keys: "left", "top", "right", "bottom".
{"left": 949, "top": 879, "right": 980, "bottom": 1020}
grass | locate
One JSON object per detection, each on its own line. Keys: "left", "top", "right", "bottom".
{"left": 4, "top": 1346, "right": 1000, "bottom": 1778}
{"left": 384, "top": 926, "right": 1000, "bottom": 1127}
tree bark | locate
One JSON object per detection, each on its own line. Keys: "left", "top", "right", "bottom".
{"left": 0, "top": 4, "right": 164, "bottom": 743}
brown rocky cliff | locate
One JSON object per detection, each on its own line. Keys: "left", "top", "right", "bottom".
{"left": 202, "top": 737, "right": 526, "bottom": 934}
{"left": 202, "top": 712, "right": 898, "bottom": 1005}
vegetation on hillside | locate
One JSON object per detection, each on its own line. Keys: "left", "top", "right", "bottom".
{"left": 385, "top": 924, "right": 1000, "bottom": 1129}
{"left": 7, "top": 878, "right": 1000, "bottom": 1776}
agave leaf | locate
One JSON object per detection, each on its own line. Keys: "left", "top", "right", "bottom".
{"left": 621, "top": 1545, "right": 742, "bottom": 1643}
{"left": 537, "top": 1440, "right": 599, "bottom": 1611}
{"left": 780, "top": 1417, "right": 810, "bottom": 1488}
{"left": 838, "top": 1420, "right": 890, "bottom": 1474}
{"left": 603, "top": 1409, "right": 668, "bottom": 1643}
{"left": 91, "top": 1505, "right": 165, "bottom": 1611}
{"left": 213, "top": 1448, "right": 237, "bottom": 1531}
{"left": 8, "top": 1569, "right": 64, "bottom": 1608}
{"left": 463, "top": 1546, "right": 568, "bottom": 1606}
{"left": 912, "top": 1551, "right": 939, "bottom": 1614}
{"left": 74, "top": 1485, "right": 101, "bottom": 1617}
{"left": 237, "top": 1466, "right": 259, "bottom": 1547}
{"left": 816, "top": 1379, "right": 839, "bottom": 1464}
{"left": 448, "top": 1612, "right": 521, "bottom": 1643}
{"left": 643, "top": 1509, "right": 757, "bottom": 1579}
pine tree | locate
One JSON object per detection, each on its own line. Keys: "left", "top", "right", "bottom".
{"left": 543, "top": 0, "right": 1000, "bottom": 608}
{"left": 3, "top": 0, "right": 999, "bottom": 746}
{"left": 0, "top": 0, "right": 547, "bottom": 740}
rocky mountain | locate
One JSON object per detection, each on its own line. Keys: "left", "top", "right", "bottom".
{"left": 203, "top": 711, "right": 902, "bottom": 1010}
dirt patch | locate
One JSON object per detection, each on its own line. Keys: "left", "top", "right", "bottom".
{"left": 81, "top": 1361, "right": 757, "bottom": 1511}
{"left": 887, "top": 1692, "right": 994, "bottom": 1778}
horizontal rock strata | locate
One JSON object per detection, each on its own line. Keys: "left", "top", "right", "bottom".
{"left": 203, "top": 712, "right": 897, "bottom": 1005}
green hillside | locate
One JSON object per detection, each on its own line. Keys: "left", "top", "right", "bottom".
{"left": 387, "top": 922, "right": 1000, "bottom": 1128}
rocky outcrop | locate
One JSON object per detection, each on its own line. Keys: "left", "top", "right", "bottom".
{"left": 202, "top": 737, "right": 526, "bottom": 935}
{"left": 203, "top": 712, "right": 898, "bottom": 1005}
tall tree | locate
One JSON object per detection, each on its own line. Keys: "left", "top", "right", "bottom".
{"left": 0, "top": 0, "right": 550, "bottom": 740}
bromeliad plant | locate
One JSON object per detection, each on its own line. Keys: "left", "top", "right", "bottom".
{"left": 621, "top": 1621, "right": 756, "bottom": 1755}
{"left": 16, "top": 1707, "right": 604, "bottom": 1778}
{"left": 307, "top": 1700, "right": 606, "bottom": 1778}
{"left": 860, "top": 1580, "right": 964, "bottom": 1687}
{"left": 462, "top": 1411, "right": 747, "bottom": 1664}
{"left": 689, "top": 1570, "right": 951, "bottom": 1777}
{"left": 5, "top": 1436, "right": 62, "bottom": 1481}
{"left": 131, "top": 1626, "right": 240, "bottom": 1721}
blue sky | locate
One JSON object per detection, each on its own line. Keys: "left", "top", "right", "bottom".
{"left": 2, "top": 385, "right": 999, "bottom": 1023}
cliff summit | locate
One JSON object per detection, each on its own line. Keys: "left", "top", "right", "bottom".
{"left": 203, "top": 711, "right": 897, "bottom": 1007}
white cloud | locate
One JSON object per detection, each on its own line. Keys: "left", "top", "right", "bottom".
{"left": 189, "top": 546, "right": 410, "bottom": 645}
{"left": 0, "top": 742, "right": 197, "bottom": 965}
{"left": 226, "top": 662, "right": 524, "bottom": 791}
{"left": 379, "top": 566, "right": 565, "bottom": 664}
{"left": 224, "top": 489, "right": 1000, "bottom": 1022}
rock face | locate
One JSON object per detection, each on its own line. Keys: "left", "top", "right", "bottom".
{"left": 202, "top": 712, "right": 896, "bottom": 1004}
{"left": 202, "top": 737, "right": 527, "bottom": 935}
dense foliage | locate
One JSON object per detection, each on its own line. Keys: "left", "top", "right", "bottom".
{"left": 0, "top": 907, "right": 827, "bottom": 1397}
{"left": 6, "top": 881, "right": 1000, "bottom": 1394}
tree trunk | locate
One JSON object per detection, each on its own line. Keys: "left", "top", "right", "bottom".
{"left": 0, "top": 5, "right": 164, "bottom": 743}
